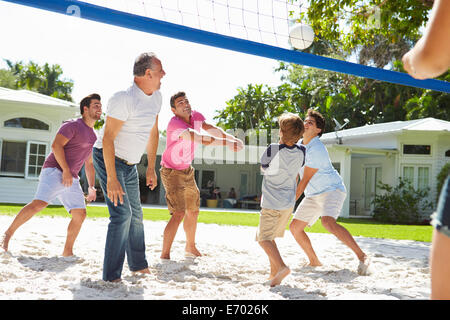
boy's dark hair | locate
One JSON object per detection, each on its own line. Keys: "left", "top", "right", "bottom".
{"left": 307, "top": 108, "right": 326, "bottom": 137}
{"left": 170, "top": 91, "right": 186, "bottom": 108}
{"left": 278, "top": 112, "right": 304, "bottom": 145}
{"left": 80, "top": 93, "right": 101, "bottom": 115}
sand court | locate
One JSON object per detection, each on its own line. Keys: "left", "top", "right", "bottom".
{"left": 0, "top": 215, "right": 430, "bottom": 300}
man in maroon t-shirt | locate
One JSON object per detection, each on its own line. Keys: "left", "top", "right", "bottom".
{"left": 1, "top": 94, "right": 102, "bottom": 257}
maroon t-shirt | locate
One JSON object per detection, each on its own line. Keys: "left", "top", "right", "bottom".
{"left": 43, "top": 118, "right": 97, "bottom": 178}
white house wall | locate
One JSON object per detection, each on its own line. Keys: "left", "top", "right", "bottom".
{"left": 397, "top": 131, "right": 442, "bottom": 207}
{"left": 0, "top": 100, "right": 78, "bottom": 204}
{"left": 350, "top": 154, "right": 396, "bottom": 216}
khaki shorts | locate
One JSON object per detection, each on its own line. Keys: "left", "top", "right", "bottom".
{"left": 160, "top": 166, "right": 200, "bottom": 214}
{"left": 256, "top": 207, "right": 293, "bottom": 241}
{"left": 293, "top": 189, "right": 347, "bottom": 227}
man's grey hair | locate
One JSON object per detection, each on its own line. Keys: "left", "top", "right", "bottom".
{"left": 133, "top": 52, "right": 157, "bottom": 76}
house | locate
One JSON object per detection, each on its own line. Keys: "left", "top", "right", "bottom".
{"left": 3, "top": 86, "right": 448, "bottom": 219}
{"left": 0, "top": 87, "right": 79, "bottom": 204}
{"left": 321, "top": 118, "right": 450, "bottom": 218}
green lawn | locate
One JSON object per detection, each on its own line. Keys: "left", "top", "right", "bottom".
{"left": 0, "top": 204, "right": 432, "bottom": 242}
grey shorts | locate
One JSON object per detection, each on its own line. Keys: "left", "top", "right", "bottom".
{"left": 34, "top": 167, "right": 86, "bottom": 213}
{"left": 293, "top": 189, "right": 347, "bottom": 227}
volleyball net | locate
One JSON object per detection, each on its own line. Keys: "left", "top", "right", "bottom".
{"left": 3, "top": 0, "right": 450, "bottom": 93}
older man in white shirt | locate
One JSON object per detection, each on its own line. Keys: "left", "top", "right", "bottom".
{"left": 93, "top": 52, "right": 165, "bottom": 282}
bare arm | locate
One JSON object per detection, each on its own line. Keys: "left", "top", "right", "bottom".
{"left": 51, "top": 133, "right": 72, "bottom": 187}
{"left": 102, "top": 116, "right": 125, "bottom": 206}
{"left": 402, "top": 0, "right": 450, "bottom": 79}
{"left": 180, "top": 128, "right": 243, "bottom": 151}
{"left": 84, "top": 153, "right": 97, "bottom": 202}
{"left": 201, "top": 121, "right": 244, "bottom": 151}
{"left": 295, "top": 166, "right": 319, "bottom": 200}
{"left": 145, "top": 115, "right": 159, "bottom": 190}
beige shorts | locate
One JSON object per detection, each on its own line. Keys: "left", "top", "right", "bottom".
{"left": 293, "top": 189, "right": 347, "bottom": 227}
{"left": 256, "top": 207, "right": 293, "bottom": 241}
{"left": 160, "top": 166, "right": 200, "bottom": 214}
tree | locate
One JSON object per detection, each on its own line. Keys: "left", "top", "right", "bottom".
{"left": 2, "top": 59, "right": 74, "bottom": 101}
{"left": 212, "top": 1, "right": 449, "bottom": 131}
{"left": 300, "top": 0, "right": 433, "bottom": 67}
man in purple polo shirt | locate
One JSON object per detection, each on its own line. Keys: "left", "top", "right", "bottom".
{"left": 1, "top": 94, "right": 102, "bottom": 257}
{"left": 160, "top": 91, "right": 243, "bottom": 260}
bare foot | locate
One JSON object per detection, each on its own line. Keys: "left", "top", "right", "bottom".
{"left": 62, "top": 251, "right": 74, "bottom": 257}
{"left": 110, "top": 278, "right": 122, "bottom": 283}
{"left": 308, "top": 259, "right": 322, "bottom": 267}
{"left": 1, "top": 233, "right": 11, "bottom": 252}
{"left": 185, "top": 246, "right": 202, "bottom": 257}
{"left": 134, "top": 268, "right": 151, "bottom": 274}
{"left": 160, "top": 254, "right": 171, "bottom": 260}
{"left": 270, "top": 267, "right": 290, "bottom": 287}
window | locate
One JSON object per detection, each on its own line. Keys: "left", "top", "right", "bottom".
{"left": 364, "top": 166, "right": 382, "bottom": 211}
{"left": 403, "top": 165, "right": 430, "bottom": 190}
{"left": 445, "top": 149, "right": 450, "bottom": 157}
{"left": 201, "top": 170, "right": 215, "bottom": 189}
{"left": 0, "top": 141, "right": 27, "bottom": 177}
{"left": 26, "top": 142, "right": 47, "bottom": 178}
{"left": 4, "top": 118, "right": 49, "bottom": 130}
{"left": 0, "top": 140, "right": 47, "bottom": 178}
{"left": 403, "top": 144, "right": 431, "bottom": 155}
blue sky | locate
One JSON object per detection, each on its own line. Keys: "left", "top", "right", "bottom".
{"left": 0, "top": 1, "right": 284, "bottom": 129}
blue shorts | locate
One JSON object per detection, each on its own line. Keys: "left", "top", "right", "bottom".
{"left": 431, "top": 176, "right": 450, "bottom": 238}
{"left": 34, "top": 167, "right": 86, "bottom": 213}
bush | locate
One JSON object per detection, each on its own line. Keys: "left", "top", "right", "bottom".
{"left": 372, "top": 178, "right": 432, "bottom": 224}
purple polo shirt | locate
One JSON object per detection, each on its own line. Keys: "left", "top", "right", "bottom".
{"left": 43, "top": 118, "right": 97, "bottom": 178}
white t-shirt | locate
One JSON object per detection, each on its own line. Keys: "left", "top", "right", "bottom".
{"left": 94, "top": 82, "right": 162, "bottom": 164}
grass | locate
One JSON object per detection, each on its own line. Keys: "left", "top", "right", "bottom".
{"left": 0, "top": 203, "right": 432, "bottom": 242}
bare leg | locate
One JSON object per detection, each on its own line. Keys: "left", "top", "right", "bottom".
{"left": 258, "top": 240, "right": 290, "bottom": 287}
{"left": 1, "top": 200, "right": 48, "bottom": 252}
{"left": 183, "top": 210, "right": 202, "bottom": 256}
{"left": 321, "top": 216, "right": 366, "bottom": 261}
{"left": 160, "top": 212, "right": 184, "bottom": 259}
{"left": 62, "top": 209, "right": 86, "bottom": 257}
{"left": 289, "top": 219, "right": 322, "bottom": 266}
{"left": 430, "top": 229, "right": 450, "bottom": 299}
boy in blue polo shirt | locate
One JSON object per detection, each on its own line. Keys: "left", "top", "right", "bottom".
{"left": 257, "top": 113, "right": 305, "bottom": 287}
{"left": 290, "top": 109, "right": 371, "bottom": 276}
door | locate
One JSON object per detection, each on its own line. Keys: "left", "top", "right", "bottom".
{"left": 363, "top": 166, "right": 382, "bottom": 215}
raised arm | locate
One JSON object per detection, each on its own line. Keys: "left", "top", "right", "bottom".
{"left": 201, "top": 121, "right": 243, "bottom": 151}
{"left": 402, "top": 0, "right": 450, "bottom": 79}
{"left": 180, "top": 127, "right": 243, "bottom": 152}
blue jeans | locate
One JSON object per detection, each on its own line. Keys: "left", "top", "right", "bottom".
{"left": 93, "top": 148, "right": 148, "bottom": 281}
{"left": 431, "top": 176, "right": 450, "bottom": 238}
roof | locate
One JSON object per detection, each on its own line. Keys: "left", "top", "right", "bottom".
{"left": 0, "top": 87, "right": 77, "bottom": 109}
{"left": 321, "top": 117, "right": 450, "bottom": 142}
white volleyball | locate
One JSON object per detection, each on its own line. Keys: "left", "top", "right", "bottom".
{"left": 289, "top": 24, "right": 315, "bottom": 50}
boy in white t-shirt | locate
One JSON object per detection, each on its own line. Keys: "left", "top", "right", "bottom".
{"left": 257, "top": 113, "right": 305, "bottom": 287}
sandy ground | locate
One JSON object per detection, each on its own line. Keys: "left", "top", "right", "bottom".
{"left": 0, "top": 215, "right": 431, "bottom": 300}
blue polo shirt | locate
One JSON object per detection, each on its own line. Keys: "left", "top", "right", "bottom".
{"left": 298, "top": 136, "right": 346, "bottom": 197}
